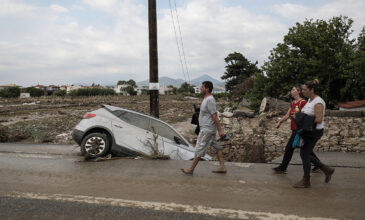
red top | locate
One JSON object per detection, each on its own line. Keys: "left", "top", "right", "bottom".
{"left": 290, "top": 99, "right": 307, "bottom": 130}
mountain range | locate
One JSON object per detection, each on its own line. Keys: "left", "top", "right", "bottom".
{"left": 137, "top": 74, "right": 224, "bottom": 87}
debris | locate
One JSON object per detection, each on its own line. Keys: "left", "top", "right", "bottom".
{"left": 22, "top": 102, "right": 36, "bottom": 105}
{"left": 184, "top": 96, "right": 198, "bottom": 100}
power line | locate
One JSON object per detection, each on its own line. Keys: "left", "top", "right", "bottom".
{"left": 173, "top": 0, "right": 190, "bottom": 84}
{"left": 168, "top": 0, "right": 187, "bottom": 82}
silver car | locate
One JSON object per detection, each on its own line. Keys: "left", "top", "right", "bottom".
{"left": 72, "top": 105, "right": 211, "bottom": 160}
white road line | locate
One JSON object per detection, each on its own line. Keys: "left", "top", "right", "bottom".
{"left": 5, "top": 191, "right": 337, "bottom": 220}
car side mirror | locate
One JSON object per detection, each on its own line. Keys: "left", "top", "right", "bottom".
{"left": 174, "top": 136, "right": 182, "bottom": 145}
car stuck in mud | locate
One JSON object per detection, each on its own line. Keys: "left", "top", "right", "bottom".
{"left": 72, "top": 104, "right": 211, "bottom": 160}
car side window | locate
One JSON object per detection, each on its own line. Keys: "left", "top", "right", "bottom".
{"left": 150, "top": 119, "right": 188, "bottom": 146}
{"left": 114, "top": 110, "right": 150, "bottom": 130}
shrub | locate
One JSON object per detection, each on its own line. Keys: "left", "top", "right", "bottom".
{"left": 22, "top": 87, "right": 44, "bottom": 97}
{"left": 68, "top": 88, "right": 116, "bottom": 97}
{"left": 53, "top": 90, "right": 66, "bottom": 97}
{"left": 0, "top": 87, "right": 21, "bottom": 98}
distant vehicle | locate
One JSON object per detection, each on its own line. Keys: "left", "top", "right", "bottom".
{"left": 72, "top": 105, "right": 211, "bottom": 160}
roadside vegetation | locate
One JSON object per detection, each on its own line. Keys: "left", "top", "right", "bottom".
{"left": 221, "top": 16, "right": 365, "bottom": 111}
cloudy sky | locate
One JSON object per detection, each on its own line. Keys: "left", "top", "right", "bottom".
{"left": 1, "top": 0, "right": 364, "bottom": 86}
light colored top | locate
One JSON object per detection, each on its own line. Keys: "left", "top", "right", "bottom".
{"left": 199, "top": 95, "right": 217, "bottom": 133}
{"left": 301, "top": 96, "right": 326, "bottom": 129}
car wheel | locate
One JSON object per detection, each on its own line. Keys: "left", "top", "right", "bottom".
{"left": 81, "top": 132, "right": 110, "bottom": 159}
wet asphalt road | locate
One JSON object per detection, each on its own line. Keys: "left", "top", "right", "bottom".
{"left": 0, "top": 196, "right": 233, "bottom": 220}
{"left": 0, "top": 143, "right": 364, "bottom": 220}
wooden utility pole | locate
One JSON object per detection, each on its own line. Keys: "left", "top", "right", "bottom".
{"left": 148, "top": 0, "right": 159, "bottom": 118}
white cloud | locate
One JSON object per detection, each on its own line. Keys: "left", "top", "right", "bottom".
{"left": 272, "top": 3, "right": 313, "bottom": 21}
{"left": 272, "top": 0, "right": 365, "bottom": 36}
{"left": 49, "top": 4, "right": 69, "bottom": 13}
{"left": 82, "top": 0, "right": 117, "bottom": 12}
{"left": 1, "top": 0, "right": 364, "bottom": 86}
{"left": 157, "top": 0, "right": 286, "bottom": 80}
{"left": 0, "top": 0, "right": 38, "bottom": 17}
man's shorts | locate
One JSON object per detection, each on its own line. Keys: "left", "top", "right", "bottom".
{"left": 195, "top": 130, "right": 222, "bottom": 157}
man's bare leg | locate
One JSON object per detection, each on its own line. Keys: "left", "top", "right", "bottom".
{"left": 181, "top": 155, "right": 200, "bottom": 174}
{"left": 212, "top": 150, "right": 227, "bottom": 173}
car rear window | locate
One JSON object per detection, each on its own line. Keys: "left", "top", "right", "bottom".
{"left": 113, "top": 110, "right": 150, "bottom": 130}
{"left": 113, "top": 109, "right": 188, "bottom": 146}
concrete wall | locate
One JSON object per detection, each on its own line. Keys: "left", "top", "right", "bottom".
{"left": 216, "top": 110, "right": 365, "bottom": 163}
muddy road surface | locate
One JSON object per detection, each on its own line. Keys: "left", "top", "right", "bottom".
{"left": 0, "top": 144, "right": 364, "bottom": 219}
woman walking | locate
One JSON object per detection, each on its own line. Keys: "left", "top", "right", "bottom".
{"left": 293, "top": 79, "right": 335, "bottom": 188}
{"left": 273, "top": 84, "right": 320, "bottom": 173}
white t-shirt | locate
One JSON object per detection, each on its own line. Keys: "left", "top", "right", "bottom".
{"left": 301, "top": 96, "right": 326, "bottom": 129}
{"left": 199, "top": 95, "right": 217, "bottom": 133}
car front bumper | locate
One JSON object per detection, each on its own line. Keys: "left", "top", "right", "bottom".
{"left": 71, "top": 129, "right": 85, "bottom": 145}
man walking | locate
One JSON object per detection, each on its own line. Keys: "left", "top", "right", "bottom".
{"left": 181, "top": 81, "right": 226, "bottom": 174}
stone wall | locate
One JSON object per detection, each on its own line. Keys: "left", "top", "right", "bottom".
{"left": 216, "top": 111, "right": 365, "bottom": 163}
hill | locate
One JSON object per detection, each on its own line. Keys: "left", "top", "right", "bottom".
{"left": 137, "top": 74, "right": 223, "bottom": 88}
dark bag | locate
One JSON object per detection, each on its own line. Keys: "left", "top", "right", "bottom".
{"left": 191, "top": 104, "right": 200, "bottom": 135}
{"left": 294, "top": 112, "right": 316, "bottom": 131}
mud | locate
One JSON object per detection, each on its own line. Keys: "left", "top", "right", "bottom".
{"left": 0, "top": 95, "right": 210, "bottom": 144}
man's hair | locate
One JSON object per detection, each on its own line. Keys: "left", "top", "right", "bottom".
{"left": 202, "top": 81, "right": 213, "bottom": 93}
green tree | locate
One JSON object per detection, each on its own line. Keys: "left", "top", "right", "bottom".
{"left": 221, "top": 52, "right": 260, "bottom": 93}
{"left": 245, "top": 72, "right": 269, "bottom": 112}
{"left": 118, "top": 79, "right": 137, "bottom": 88}
{"left": 178, "top": 82, "right": 194, "bottom": 94}
{"left": 53, "top": 90, "right": 66, "bottom": 97}
{"left": 262, "top": 16, "right": 355, "bottom": 108}
{"left": 0, "top": 87, "right": 21, "bottom": 98}
{"left": 347, "top": 26, "right": 365, "bottom": 100}
{"left": 167, "top": 85, "right": 178, "bottom": 94}
{"left": 117, "top": 80, "right": 126, "bottom": 85}
{"left": 22, "top": 87, "right": 44, "bottom": 97}
{"left": 125, "top": 86, "right": 137, "bottom": 96}
{"left": 127, "top": 80, "right": 137, "bottom": 88}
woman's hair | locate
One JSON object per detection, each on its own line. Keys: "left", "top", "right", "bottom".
{"left": 294, "top": 84, "right": 304, "bottom": 98}
{"left": 304, "top": 79, "right": 319, "bottom": 93}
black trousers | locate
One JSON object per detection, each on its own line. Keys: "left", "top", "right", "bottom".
{"left": 280, "top": 131, "right": 321, "bottom": 170}
{"left": 300, "top": 129, "right": 324, "bottom": 177}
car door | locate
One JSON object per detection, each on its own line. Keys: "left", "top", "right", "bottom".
{"left": 149, "top": 118, "right": 195, "bottom": 160}
{"left": 111, "top": 110, "right": 152, "bottom": 154}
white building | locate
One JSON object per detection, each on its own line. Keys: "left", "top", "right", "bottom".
{"left": 66, "top": 85, "right": 82, "bottom": 93}
{"left": 20, "top": 93, "right": 30, "bottom": 98}
{"left": 159, "top": 86, "right": 173, "bottom": 95}
{"left": 114, "top": 84, "right": 130, "bottom": 95}
{"left": 193, "top": 86, "right": 200, "bottom": 94}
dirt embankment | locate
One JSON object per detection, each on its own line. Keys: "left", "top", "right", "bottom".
{"left": 0, "top": 95, "right": 207, "bottom": 144}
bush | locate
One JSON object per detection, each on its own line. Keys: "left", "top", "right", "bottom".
{"left": 125, "top": 86, "right": 137, "bottom": 96}
{"left": 0, "top": 87, "right": 21, "bottom": 98}
{"left": 68, "top": 88, "right": 116, "bottom": 97}
{"left": 22, "top": 87, "right": 44, "bottom": 97}
{"left": 212, "top": 92, "right": 229, "bottom": 101}
{"left": 53, "top": 90, "right": 66, "bottom": 97}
